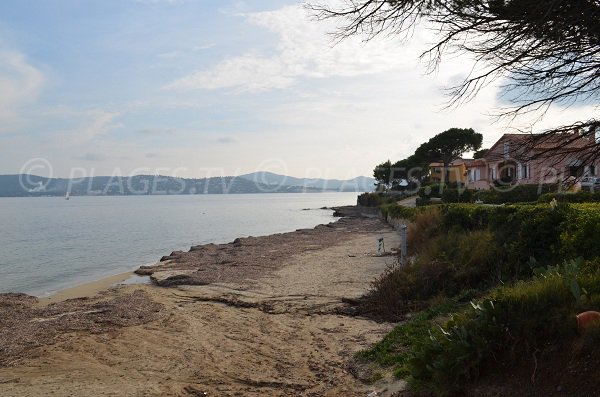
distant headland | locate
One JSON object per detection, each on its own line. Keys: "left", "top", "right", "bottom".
{"left": 0, "top": 172, "right": 375, "bottom": 197}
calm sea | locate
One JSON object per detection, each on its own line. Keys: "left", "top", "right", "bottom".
{"left": 0, "top": 192, "right": 359, "bottom": 296}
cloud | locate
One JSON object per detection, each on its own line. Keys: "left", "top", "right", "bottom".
{"left": 166, "top": 54, "right": 294, "bottom": 92}
{"left": 215, "top": 137, "right": 236, "bottom": 144}
{"left": 74, "top": 152, "right": 108, "bottom": 161}
{"left": 164, "top": 4, "right": 422, "bottom": 93}
{"left": 193, "top": 43, "right": 216, "bottom": 51}
{"left": 135, "top": 128, "right": 175, "bottom": 135}
{"left": 0, "top": 50, "right": 44, "bottom": 130}
{"left": 54, "top": 110, "right": 121, "bottom": 143}
{"left": 77, "top": 111, "right": 120, "bottom": 141}
{"left": 157, "top": 51, "right": 180, "bottom": 59}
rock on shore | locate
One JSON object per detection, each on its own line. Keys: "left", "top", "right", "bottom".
{"left": 136, "top": 208, "right": 384, "bottom": 287}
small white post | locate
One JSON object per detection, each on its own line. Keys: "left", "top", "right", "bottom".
{"left": 377, "top": 237, "right": 385, "bottom": 256}
{"left": 400, "top": 224, "right": 407, "bottom": 265}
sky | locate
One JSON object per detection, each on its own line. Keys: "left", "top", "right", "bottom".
{"left": 0, "top": 0, "right": 595, "bottom": 180}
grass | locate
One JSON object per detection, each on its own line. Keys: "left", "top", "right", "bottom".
{"left": 356, "top": 299, "right": 461, "bottom": 378}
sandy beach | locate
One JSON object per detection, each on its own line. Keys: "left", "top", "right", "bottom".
{"left": 0, "top": 207, "right": 404, "bottom": 396}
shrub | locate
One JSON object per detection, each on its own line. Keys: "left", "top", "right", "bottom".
{"left": 415, "top": 196, "right": 431, "bottom": 206}
{"left": 441, "top": 203, "right": 576, "bottom": 268}
{"left": 379, "top": 203, "right": 418, "bottom": 221}
{"left": 412, "top": 230, "right": 503, "bottom": 297}
{"left": 538, "top": 191, "right": 600, "bottom": 203}
{"left": 408, "top": 258, "right": 596, "bottom": 395}
{"left": 473, "top": 183, "right": 559, "bottom": 204}
{"left": 357, "top": 192, "right": 396, "bottom": 207}
{"left": 407, "top": 207, "right": 442, "bottom": 254}
{"left": 373, "top": 202, "right": 600, "bottom": 317}
{"left": 441, "top": 188, "right": 473, "bottom": 203}
{"left": 418, "top": 183, "right": 447, "bottom": 199}
{"left": 362, "top": 229, "right": 502, "bottom": 318}
{"left": 560, "top": 203, "right": 600, "bottom": 259}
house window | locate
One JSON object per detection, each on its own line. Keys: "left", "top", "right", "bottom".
{"left": 568, "top": 160, "right": 584, "bottom": 178}
{"left": 469, "top": 169, "right": 481, "bottom": 182}
{"left": 590, "top": 165, "right": 596, "bottom": 176}
{"left": 521, "top": 163, "right": 530, "bottom": 179}
{"left": 568, "top": 165, "right": 583, "bottom": 178}
{"left": 503, "top": 142, "right": 510, "bottom": 158}
{"left": 489, "top": 167, "right": 496, "bottom": 180}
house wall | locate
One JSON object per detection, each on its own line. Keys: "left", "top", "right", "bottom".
{"left": 429, "top": 164, "right": 468, "bottom": 184}
{"left": 476, "top": 133, "right": 600, "bottom": 190}
{"left": 466, "top": 163, "right": 490, "bottom": 189}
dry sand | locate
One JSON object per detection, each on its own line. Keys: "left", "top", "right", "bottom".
{"left": 0, "top": 211, "right": 404, "bottom": 397}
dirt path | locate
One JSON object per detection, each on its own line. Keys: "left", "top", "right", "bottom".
{"left": 396, "top": 196, "right": 417, "bottom": 208}
{"left": 0, "top": 217, "right": 402, "bottom": 397}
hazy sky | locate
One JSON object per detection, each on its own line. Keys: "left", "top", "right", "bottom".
{"left": 0, "top": 0, "right": 594, "bottom": 179}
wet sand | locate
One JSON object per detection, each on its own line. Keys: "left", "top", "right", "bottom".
{"left": 0, "top": 210, "right": 405, "bottom": 396}
{"left": 37, "top": 272, "right": 136, "bottom": 306}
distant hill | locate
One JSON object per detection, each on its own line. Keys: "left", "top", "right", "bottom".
{"left": 0, "top": 173, "right": 374, "bottom": 197}
{"left": 239, "top": 172, "right": 375, "bottom": 192}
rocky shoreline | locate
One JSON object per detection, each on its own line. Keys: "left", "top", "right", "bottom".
{"left": 136, "top": 205, "right": 382, "bottom": 287}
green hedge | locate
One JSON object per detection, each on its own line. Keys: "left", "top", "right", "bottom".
{"left": 418, "top": 183, "right": 447, "bottom": 199}
{"left": 383, "top": 203, "right": 600, "bottom": 268}
{"left": 378, "top": 202, "right": 600, "bottom": 296}
{"left": 421, "top": 184, "right": 562, "bottom": 204}
{"left": 379, "top": 202, "right": 418, "bottom": 220}
{"left": 440, "top": 203, "right": 600, "bottom": 268}
{"left": 357, "top": 192, "right": 396, "bottom": 207}
{"left": 473, "top": 183, "right": 558, "bottom": 204}
{"left": 560, "top": 203, "right": 600, "bottom": 259}
{"left": 441, "top": 188, "right": 473, "bottom": 203}
{"left": 538, "top": 191, "right": 600, "bottom": 203}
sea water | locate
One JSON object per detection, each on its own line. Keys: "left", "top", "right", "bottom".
{"left": 0, "top": 192, "right": 359, "bottom": 295}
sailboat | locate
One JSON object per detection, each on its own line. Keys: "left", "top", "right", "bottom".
{"left": 65, "top": 191, "right": 70, "bottom": 200}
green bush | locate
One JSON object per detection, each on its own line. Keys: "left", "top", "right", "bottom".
{"left": 371, "top": 202, "right": 600, "bottom": 320}
{"left": 379, "top": 202, "right": 418, "bottom": 220}
{"left": 362, "top": 228, "right": 502, "bottom": 319}
{"left": 415, "top": 196, "right": 430, "bottom": 206}
{"left": 441, "top": 188, "right": 473, "bottom": 203}
{"left": 560, "top": 203, "right": 600, "bottom": 259}
{"left": 412, "top": 230, "right": 503, "bottom": 297}
{"left": 441, "top": 203, "right": 580, "bottom": 268}
{"left": 357, "top": 192, "right": 396, "bottom": 207}
{"left": 418, "top": 183, "right": 447, "bottom": 199}
{"left": 441, "top": 203, "right": 600, "bottom": 266}
{"left": 408, "top": 258, "right": 596, "bottom": 395}
{"left": 474, "top": 183, "right": 559, "bottom": 204}
{"left": 407, "top": 207, "right": 442, "bottom": 254}
{"left": 538, "top": 191, "right": 600, "bottom": 203}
